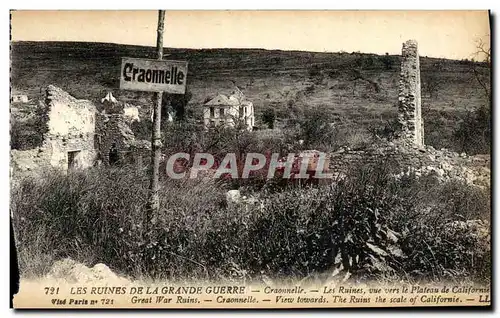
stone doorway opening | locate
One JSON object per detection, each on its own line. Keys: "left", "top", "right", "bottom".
{"left": 68, "top": 150, "right": 81, "bottom": 170}
{"left": 109, "top": 142, "right": 119, "bottom": 165}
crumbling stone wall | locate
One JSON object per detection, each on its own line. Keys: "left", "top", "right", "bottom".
{"left": 398, "top": 40, "right": 424, "bottom": 147}
{"left": 95, "top": 113, "right": 150, "bottom": 166}
{"left": 44, "top": 86, "right": 96, "bottom": 168}
{"left": 329, "top": 141, "right": 490, "bottom": 188}
{"left": 11, "top": 86, "right": 151, "bottom": 177}
{"left": 11, "top": 85, "right": 97, "bottom": 176}
{"left": 96, "top": 93, "right": 150, "bottom": 166}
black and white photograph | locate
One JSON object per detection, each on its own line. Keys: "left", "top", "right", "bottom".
{"left": 9, "top": 9, "right": 491, "bottom": 309}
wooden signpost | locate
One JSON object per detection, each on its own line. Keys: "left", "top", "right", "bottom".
{"left": 119, "top": 10, "right": 188, "bottom": 220}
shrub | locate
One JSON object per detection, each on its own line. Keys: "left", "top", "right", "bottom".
{"left": 399, "top": 218, "right": 490, "bottom": 283}
{"left": 261, "top": 107, "right": 276, "bottom": 129}
{"left": 130, "top": 119, "right": 153, "bottom": 142}
{"left": 10, "top": 117, "right": 45, "bottom": 150}
{"left": 10, "top": 102, "right": 49, "bottom": 150}
{"left": 380, "top": 53, "right": 398, "bottom": 70}
{"left": 454, "top": 105, "right": 491, "bottom": 155}
{"left": 385, "top": 175, "right": 490, "bottom": 283}
{"left": 287, "top": 107, "right": 338, "bottom": 151}
{"left": 308, "top": 64, "right": 321, "bottom": 78}
{"left": 11, "top": 166, "right": 227, "bottom": 278}
{"left": 368, "top": 118, "right": 402, "bottom": 141}
{"left": 11, "top": 160, "right": 490, "bottom": 283}
{"left": 422, "top": 73, "right": 443, "bottom": 98}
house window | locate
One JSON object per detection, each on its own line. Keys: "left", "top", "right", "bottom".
{"left": 210, "top": 107, "right": 215, "bottom": 117}
{"left": 220, "top": 108, "right": 225, "bottom": 116}
{"left": 68, "top": 150, "right": 80, "bottom": 170}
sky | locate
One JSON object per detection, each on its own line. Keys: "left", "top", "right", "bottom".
{"left": 10, "top": 10, "right": 491, "bottom": 60}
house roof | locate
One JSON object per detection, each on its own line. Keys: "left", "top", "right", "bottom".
{"left": 204, "top": 93, "right": 240, "bottom": 106}
{"left": 101, "top": 92, "right": 118, "bottom": 104}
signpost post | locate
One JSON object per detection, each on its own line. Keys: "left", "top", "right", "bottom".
{"left": 149, "top": 10, "right": 165, "bottom": 222}
{"left": 119, "top": 10, "right": 188, "bottom": 224}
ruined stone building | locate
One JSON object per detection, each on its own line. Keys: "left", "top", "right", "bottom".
{"left": 203, "top": 87, "right": 254, "bottom": 131}
{"left": 101, "top": 92, "right": 140, "bottom": 123}
{"left": 95, "top": 92, "right": 150, "bottom": 167}
{"left": 11, "top": 86, "right": 149, "bottom": 177}
{"left": 96, "top": 110, "right": 150, "bottom": 167}
{"left": 11, "top": 85, "right": 97, "bottom": 174}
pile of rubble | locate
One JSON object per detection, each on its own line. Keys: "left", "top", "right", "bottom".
{"left": 46, "top": 258, "right": 130, "bottom": 285}
{"left": 330, "top": 140, "right": 490, "bottom": 189}
{"left": 443, "top": 219, "right": 490, "bottom": 255}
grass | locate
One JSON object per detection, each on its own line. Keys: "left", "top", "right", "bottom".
{"left": 11, "top": 160, "right": 490, "bottom": 284}
{"left": 10, "top": 41, "right": 491, "bottom": 284}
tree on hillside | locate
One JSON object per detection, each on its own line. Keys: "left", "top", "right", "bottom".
{"left": 454, "top": 37, "right": 491, "bottom": 155}
{"left": 261, "top": 107, "right": 276, "bottom": 129}
{"left": 473, "top": 38, "right": 491, "bottom": 64}
{"left": 161, "top": 89, "right": 193, "bottom": 122}
{"left": 422, "top": 73, "right": 442, "bottom": 98}
{"left": 346, "top": 66, "right": 381, "bottom": 96}
{"left": 291, "top": 107, "right": 337, "bottom": 150}
{"left": 380, "top": 53, "right": 397, "bottom": 70}
{"left": 471, "top": 38, "right": 491, "bottom": 103}
{"left": 454, "top": 105, "right": 490, "bottom": 154}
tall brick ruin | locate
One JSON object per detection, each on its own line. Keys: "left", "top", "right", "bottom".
{"left": 398, "top": 40, "right": 424, "bottom": 147}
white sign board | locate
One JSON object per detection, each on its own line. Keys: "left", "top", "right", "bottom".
{"left": 120, "top": 57, "right": 188, "bottom": 94}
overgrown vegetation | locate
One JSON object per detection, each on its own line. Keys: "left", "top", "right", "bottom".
{"left": 10, "top": 102, "right": 49, "bottom": 150}
{"left": 454, "top": 105, "right": 491, "bottom": 155}
{"left": 12, "top": 160, "right": 490, "bottom": 283}
{"left": 261, "top": 107, "right": 276, "bottom": 129}
{"left": 10, "top": 40, "right": 491, "bottom": 286}
{"left": 451, "top": 39, "right": 491, "bottom": 155}
{"left": 161, "top": 89, "right": 193, "bottom": 122}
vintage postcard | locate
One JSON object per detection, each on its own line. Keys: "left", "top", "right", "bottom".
{"left": 9, "top": 10, "right": 491, "bottom": 309}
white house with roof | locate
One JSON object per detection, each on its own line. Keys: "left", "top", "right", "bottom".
{"left": 203, "top": 87, "right": 254, "bottom": 131}
{"left": 11, "top": 88, "right": 29, "bottom": 103}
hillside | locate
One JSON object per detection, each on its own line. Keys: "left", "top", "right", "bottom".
{"left": 10, "top": 41, "right": 490, "bottom": 151}
{"left": 10, "top": 41, "right": 492, "bottom": 288}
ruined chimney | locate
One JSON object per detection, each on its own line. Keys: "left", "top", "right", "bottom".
{"left": 398, "top": 40, "right": 424, "bottom": 147}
